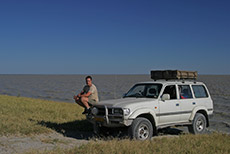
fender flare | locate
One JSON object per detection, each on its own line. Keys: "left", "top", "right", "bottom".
{"left": 189, "top": 106, "right": 208, "bottom": 121}
{"left": 128, "top": 108, "right": 158, "bottom": 126}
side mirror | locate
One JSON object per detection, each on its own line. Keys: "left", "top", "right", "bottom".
{"left": 161, "top": 94, "right": 170, "bottom": 101}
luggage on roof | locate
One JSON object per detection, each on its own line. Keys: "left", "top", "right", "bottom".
{"left": 150, "top": 70, "right": 197, "bottom": 80}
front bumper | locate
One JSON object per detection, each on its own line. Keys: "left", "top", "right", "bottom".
{"left": 86, "top": 105, "right": 133, "bottom": 127}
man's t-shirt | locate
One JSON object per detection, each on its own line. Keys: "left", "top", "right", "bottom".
{"left": 83, "top": 84, "right": 99, "bottom": 102}
{"left": 88, "top": 84, "right": 99, "bottom": 102}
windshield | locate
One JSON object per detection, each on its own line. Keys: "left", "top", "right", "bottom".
{"left": 124, "top": 83, "right": 162, "bottom": 98}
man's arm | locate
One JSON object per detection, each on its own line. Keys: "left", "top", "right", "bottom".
{"left": 74, "top": 90, "right": 84, "bottom": 100}
{"left": 80, "top": 92, "right": 92, "bottom": 97}
{"left": 77, "top": 90, "right": 85, "bottom": 97}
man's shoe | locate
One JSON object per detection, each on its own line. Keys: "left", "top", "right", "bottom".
{"left": 82, "top": 108, "right": 88, "bottom": 114}
{"left": 82, "top": 108, "right": 90, "bottom": 114}
{"left": 87, "top": 108, "right": 91, "bottom": 115}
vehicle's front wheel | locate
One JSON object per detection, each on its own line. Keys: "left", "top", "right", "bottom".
{"left": 188, "top": 113, "right": 207, "bottom": 134}
{"left": 128, "top": 117, "right": 153, "bottom": 140}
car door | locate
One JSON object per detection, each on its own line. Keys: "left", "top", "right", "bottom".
{"left": 158, "top": 84, "right": 180, "bottom": 125}
{"left": 178, "top": 84, "right": 195, "bottom": 122}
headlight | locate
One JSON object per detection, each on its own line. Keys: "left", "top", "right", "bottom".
{"left": 91, "top": 107, "right": 99, "bottom": 115}
{"left": 123, "top": 108, "right": 130, "bottom": 116}
{"left": 114, "top": 108, "right": 123, "bottom": 114}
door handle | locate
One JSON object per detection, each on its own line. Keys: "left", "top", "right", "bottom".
{"left": 176, "top": 103, "right": 179, "bottom": 106}
{"left": 192, "top": 102, "right": 196, "bottom": 105}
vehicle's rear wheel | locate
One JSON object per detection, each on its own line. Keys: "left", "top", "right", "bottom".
{"left": 128, "top": 117, "right": 153, "bottom": 140}
{"left": 188, "top": 113, "right": 207, "bottom": 134}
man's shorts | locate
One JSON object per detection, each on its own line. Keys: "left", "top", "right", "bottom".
{"left": 88, "top": 99, "right": 98, "bottom": 106}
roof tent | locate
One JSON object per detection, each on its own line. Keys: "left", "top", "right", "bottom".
{"left": 151, "top": 70, "right": 197, "bottom": 80}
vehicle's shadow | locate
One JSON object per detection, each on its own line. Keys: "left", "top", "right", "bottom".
{"left": 158, "top": 127, "right": 184, "bottom": 136}
{"left": 34, "top": 119, "right": 185, "bottom": 140}
{"left": 34, "top": 119, "right": 94, "bottom": 140}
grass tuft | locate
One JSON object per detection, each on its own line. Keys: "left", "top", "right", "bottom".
{"left": 0, "top": 95, "right": 91, "bottom": 136}
{"left": 59, "top": 133, "right": 230, "bottom": 154}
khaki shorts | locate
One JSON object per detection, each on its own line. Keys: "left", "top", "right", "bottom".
{"left": 88, "top": 99, "right": 98, "bottom": 106}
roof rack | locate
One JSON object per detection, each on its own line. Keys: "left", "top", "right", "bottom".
{"left": 150, "top": 70, "right": 197, "bottom": 81}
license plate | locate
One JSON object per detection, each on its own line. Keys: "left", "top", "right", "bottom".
{"left": 94, "top": 117, "right": 104, "bottom": 122}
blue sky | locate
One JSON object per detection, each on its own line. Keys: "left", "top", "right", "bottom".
{"left": 0, "top": 0, "right": 230, "bottom": 74}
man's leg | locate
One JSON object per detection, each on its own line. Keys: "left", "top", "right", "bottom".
{"left": 74, "top": 97, "right": 89, "bottom": 114}
{"left": 74, "top": 96, "right": 85, "bottom": 108}
{"left": 75, "top": 99, "right": 85, "bottom": 108}
{"left": 81, "top": 97, "right": 91, "bottom": 114}
{"left": 81, "top": 96, "right": 90, "bottom": 109}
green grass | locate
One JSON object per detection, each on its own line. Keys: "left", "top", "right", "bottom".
{"left": 40, "top": 133, "right": 230, "bottom": 154}
{"left": 1, "top": 95, "right": 230, "bottom": 153}
{"left": 0, "top": 95, "right": 91, "bottom": 135}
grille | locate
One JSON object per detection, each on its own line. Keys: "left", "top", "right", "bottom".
{"left": 97, "top": 107, "right": 105, "bottom": 116}
{"left": 96, "top": 106, "right": 123, "bottom": 117}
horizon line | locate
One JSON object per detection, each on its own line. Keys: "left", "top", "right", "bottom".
{"left": 0, "top": 73, "right": 230, "bottom": 76}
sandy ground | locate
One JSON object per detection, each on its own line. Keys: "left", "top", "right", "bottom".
{"left": 0, "top": 132, "right": 89, "bottom": 154}
{"left": 0, "top": 127, "right": 219, "bottom": 154}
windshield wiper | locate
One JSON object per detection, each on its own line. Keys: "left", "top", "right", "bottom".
{"left": 124, "top": 94, "right": 145, "bottom": 98}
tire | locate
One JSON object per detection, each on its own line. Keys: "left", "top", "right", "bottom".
{"left": 128, "top": 117, "right": 153, "bottom": 140}
{"left": 188, "top": 113, "right": 207, "bottom": 134}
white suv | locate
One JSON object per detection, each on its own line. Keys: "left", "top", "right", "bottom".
{"left": 87, "top": 74, "right": 213, "bottom": 140}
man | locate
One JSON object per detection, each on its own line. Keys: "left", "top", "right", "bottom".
{"left": 74, "top": 76, "right": 99, "bottom": 114}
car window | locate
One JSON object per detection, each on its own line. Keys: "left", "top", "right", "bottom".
{"left": 192, "top": 85, "right": 208, "bottom": 98}
{"left": 163, "top": 85, "right": 177, "bottom": 99}
{"left": 178, "top": 85, "right": 193, "bottom": 99}
{"left": 127, "top": 85, "right": 145, "bottom": 97}
{"left": 125, "top": 84, "right": 162, "bottom": 98}
{"left": 146, "top": 85, "right": 160, "bottom": 98}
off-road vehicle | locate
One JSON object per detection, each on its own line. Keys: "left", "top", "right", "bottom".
{"left": 87, "top": 70, "right": 214, "bottom": 140}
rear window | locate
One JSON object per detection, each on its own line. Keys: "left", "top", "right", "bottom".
{"left": 192, "top": 85, "right": 208, "bottom": 98}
